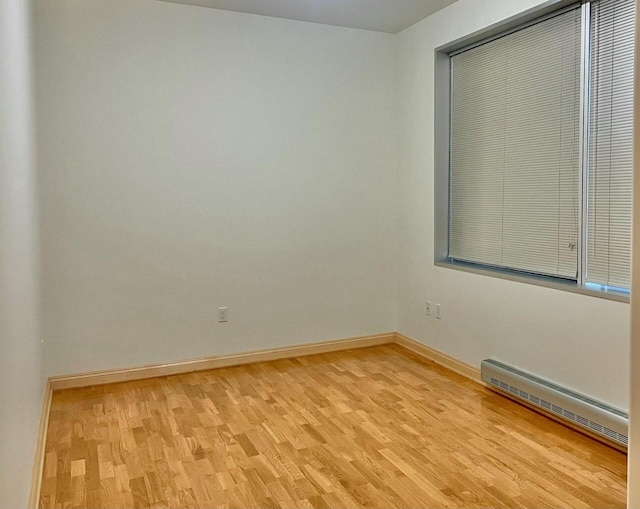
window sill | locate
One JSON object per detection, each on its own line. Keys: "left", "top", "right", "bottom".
{"left": 434, "top": 259, "right": 630, "bottom": 303}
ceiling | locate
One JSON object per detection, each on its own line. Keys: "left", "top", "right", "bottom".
{"left": 156, "top": 0, "right": 460, "bottom": 34}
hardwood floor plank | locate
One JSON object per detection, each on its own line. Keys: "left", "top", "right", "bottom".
{"left": 40, "top": 345, "right": 626, "bottom": 508}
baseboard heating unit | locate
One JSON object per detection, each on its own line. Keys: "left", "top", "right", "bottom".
{"left": 481, "top": 359, "right": 628, "bottom": 447}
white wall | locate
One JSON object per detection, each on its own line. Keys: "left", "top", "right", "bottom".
{"left": 0, "top": 0, "right": 44, "bottom": 506}
{"left": 396, "top": 0, "right": 630, "bottom": 410}
{"left": 33, "top": 0, "right": 397, "bottom": 376}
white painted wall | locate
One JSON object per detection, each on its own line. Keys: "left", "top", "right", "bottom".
{"left": 396, "top": 0, "right": 630, "bottom": 410}
{"left": 0, "top": 0, "right": 44, "bottom": 506}
{"left": 627, "top": 1, "right": 639, "bottom": 504}
{"left": 33, "top": 0, "right": 397, "bottom": 376}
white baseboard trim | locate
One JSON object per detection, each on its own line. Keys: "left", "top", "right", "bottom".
{"left": 48, "top": 332, "right": 397, "bottom": 391}
{"left": 394, "top": 332, "right": 481, "bottom": 382}
{"left": 28, "top": 379, "right": 52, "bottom": 509}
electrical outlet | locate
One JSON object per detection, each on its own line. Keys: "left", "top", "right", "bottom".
{"left": 426, "top": 301, "right": 432, "bottom": 316}
{"left": 218, "top": 307, "right": 228, "bottom": 323}
{"left": 435, "top": 303, "right": 441, "bottom": 319}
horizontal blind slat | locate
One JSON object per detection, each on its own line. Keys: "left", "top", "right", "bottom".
{"left": 449, "top": 7, "right": 581, "bottom": 278}
{"left": 586, "top": 0, "right": 635, "bottom": 289}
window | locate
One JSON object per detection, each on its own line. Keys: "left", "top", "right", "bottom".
{"left": 440, "top": 0, "right": 635, "bottom": 295}
{"left": 587, "top": 0, "right": 635, "bottom": 289}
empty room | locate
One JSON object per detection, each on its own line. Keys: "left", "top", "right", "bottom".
{"left": 1, "top": 0, "right": 640, "bottom": 507}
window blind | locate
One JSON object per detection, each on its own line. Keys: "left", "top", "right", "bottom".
{"left": 449, "top": 8, "right": 582, "bottom": 278}
{"left": 587, "top": 0, "right": 635, "bottom": 289}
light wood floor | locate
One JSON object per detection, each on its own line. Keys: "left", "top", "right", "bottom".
{"left": 40, "top": 345, "right": 627, "bottom": 509}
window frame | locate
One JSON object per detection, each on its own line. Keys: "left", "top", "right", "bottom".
{"left": 433, "top": 0, "right": 630, "bottom": 303}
